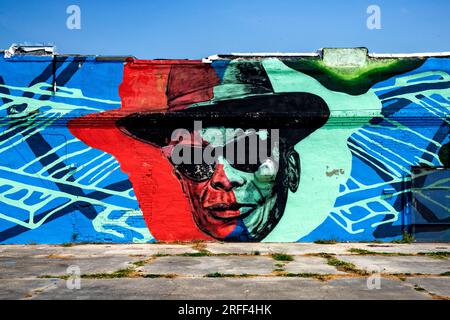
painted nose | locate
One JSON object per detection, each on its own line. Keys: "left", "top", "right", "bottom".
{"left": 210, "top": 164, "right": 245, "bottom": 191}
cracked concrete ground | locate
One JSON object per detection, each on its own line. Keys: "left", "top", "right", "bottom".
{"left": 0, "top": 243, "right": 449, "bottom": 300}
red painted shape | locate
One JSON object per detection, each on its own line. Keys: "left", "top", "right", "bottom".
{"left": 68, "top": 58, "right": 222, "bottom": 241}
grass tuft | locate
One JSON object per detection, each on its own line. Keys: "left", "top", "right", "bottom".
{"left": 271, "top": 253, "right": 294, "bottom": 262}
{"left": 347, "top": 248, "right": 411, "bottom": 256}
{"left": 314, "top": 240, "right": 337, "bottom": 245}
{"left": 61, "top": 243, "right": 75, "bottom": 247}
{"left": 348, "top": 248, "right": 377, "bottom": 255}
{"left": 132, "top": 260, "right": 146, "bottom": 267}
{"left": 153, "top": 253, "right": 169, "bottom": 257}
{"left": 80, "top": 268, "right": 137, "bottom": 279}
{"left": 317, "top": 253, "right": 368, "bottom": 275}
{"left": 281, "top": 273, "right": 328, "bottom": 281}
{"left": 204, "top": 273, "right": 255, "bottom": 278}
{"left": 417, "top": 252, "right": 450, "bottom": 259}
{"left": 392, "top": 232, "right": 415, "bottom": 244}
{"left": 178, "top": 252, "right": 211, "bottom": 257}
{"left": 143, "top": 274, "right": 177, "bottom": 279}
{"left": 413, "top": 285, "right": 426, "bottom": 292}
{"left": 38, "top": 275, "right": 70, "bottom": 280}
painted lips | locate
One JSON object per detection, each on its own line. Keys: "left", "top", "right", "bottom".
{"left": 204, "top": 203, "right": 257, "bottom": 219}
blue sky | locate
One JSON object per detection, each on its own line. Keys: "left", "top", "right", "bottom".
{"left": 0, "top": 0, "right": 449, "bottom": 59}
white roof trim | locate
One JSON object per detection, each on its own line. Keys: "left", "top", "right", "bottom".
{"left": 204, "top": 50, "right": 450, "bottom": 62}
{"left": 369, "top": 52, "right": 450, "bottom": 58}
{"left": 229, "top": 52, "right": 320, "bottom": 57}
{"left": 204, "top": 52, "right": 320, "bottom": 62}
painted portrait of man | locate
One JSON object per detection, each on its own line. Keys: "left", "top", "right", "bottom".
{"left": 69, "top": 59, "right": 330, "bottom": 242}
{"left": 117, "top": 92, "right": 329, "bottom": 241}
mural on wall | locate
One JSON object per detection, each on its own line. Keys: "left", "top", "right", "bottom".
{"left": 0, "top": 50, "right": 448, "bottom": 243}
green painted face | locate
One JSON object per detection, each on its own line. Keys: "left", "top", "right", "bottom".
{"left": 171, "top": 127, "right": 293, "bottom": 241}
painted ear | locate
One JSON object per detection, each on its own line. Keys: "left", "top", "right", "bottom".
{"left": 287, "top": 149, "right": 300, "bottom": 192}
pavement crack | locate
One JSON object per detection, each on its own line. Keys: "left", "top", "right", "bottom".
{"left": 23, "top": 281, "right": 60, "bottom": 300}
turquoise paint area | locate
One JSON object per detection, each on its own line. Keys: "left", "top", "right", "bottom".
{"left": 300, "top": 58, "right": 450, "bottom": 241}
{"left": 262, "top": 58, "right": 383, "bottom": 242}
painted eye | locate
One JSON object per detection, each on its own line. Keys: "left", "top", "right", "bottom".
{"left": 175, "top": 163, "right": 215, "bottom": 182}
{"left": 223, "top": 132, "right": 276, "bottom": 173}
{"left": 169, "top": 145, "right": 216, "bottom": 182}
{"left": 230, "top": 162, "right": 262, "bottom": 173}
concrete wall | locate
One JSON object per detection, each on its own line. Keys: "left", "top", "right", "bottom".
{"left": 0, "top": 48, "right": 448, "bottom": 243}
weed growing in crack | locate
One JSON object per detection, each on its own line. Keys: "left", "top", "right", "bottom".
{"left": 271, "top": 253, "right": 294, "bottom": 262}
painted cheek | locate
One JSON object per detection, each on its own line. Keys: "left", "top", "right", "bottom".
{"left": 228, "top": 171, "right": 263, "bottom": 205}
{"left": 183, "top": 179, "right": 207, "bottom": 197}
{"left": 184, "top": 166, "right": 240, "bottom": 239}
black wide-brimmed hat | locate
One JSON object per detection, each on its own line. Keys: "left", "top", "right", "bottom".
{"left": 117, "top": 92, "right": 330, "bottom": 148}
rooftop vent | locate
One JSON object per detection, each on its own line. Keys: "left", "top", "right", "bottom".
{"left": 4, "top": 44, "right": 55, "bottom": 58}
